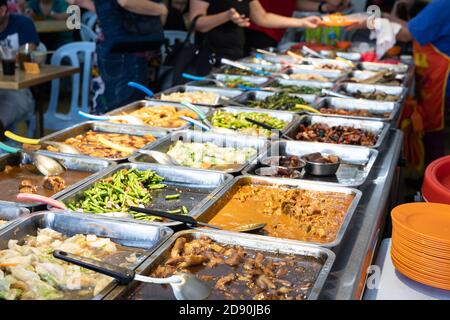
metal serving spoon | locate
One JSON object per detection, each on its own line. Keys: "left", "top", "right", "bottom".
{"left": 53, "top": 250, "right": 211, "bottom": 300}
{"left": 137, "top": 150, "right": 180, "bottom": 166}
{"left": 78, "top": 111, "right": 146, "bottom": 126}
{"left": 182, "top": 73, "right": 226, "bottom": 88}
{"left": 130, "top": 207, "right": 266, "bottom": 233}
{"left": 321, "top": 89, "right": 353, "bottom": 99}
{"left": 4, "top": 131, "right": 81, "bottom": 155}
{"left": 0, "top": 142, "right": 65, "bottom": 176}
{"left": 180, "top": 101, "right": 213, "bottom": 128}
{"left": 244, "top": 117, "right": 294, "bottom": 141}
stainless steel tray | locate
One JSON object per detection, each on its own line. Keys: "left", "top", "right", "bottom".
{"left": 105, "top": 100, "right": 212, "bottom": 132}
{"left": 336, "top": 83, "right": 407, "bottom": 104}
{"left": 0, "top": 151, "right": 114, "bottom": 209}
{"left": 289, "top": 66, "right": 348, "bottom": 82}
{"left": 345, "top": 70, "right": 407, "bottom": 87}
{"left": 243, "top": 140, "right": 379, "bottom": 187}
{"left": 0, "top": 205, "right": 29, "bottom": 230}
{"left": 56, "top": 163, "right": 233, "bottom": 227}
{"left": 303, "top": 58, "right": 354, "bottom": 71}
{"left": 105, "top": 229, "right": 336, "bottom": 300}
{"left": 129, "top": 130, "right": 268, "bottom": 174}
{"left": 284, "top": 115, "right": 390, "bottom": 149}
{"left": 267, "top": 78, "right": 335, "bottom": 92}
{"left": 0, "top": 211, "right": 173, "bottom": 300}
{"left": 40, "top": 121, "right": 168, "bottom": 162}
{"left": 233, "top": 90, "right": 318, "bottom": 110}
{"left": 186, "top": 74, "right": 272, "bottom": 89}
{"left": 316, "top": 97, "right": 400, "bottom": 122}
{"left": 151, "top": 85, "right": 243, "bottom": 107}
{"left": 210, "top": 106, "right": 299, "bottom": 137}
{"left": 192, "top": 176, "right": 362, "bottom": 248}
{"left": 359, "top": 61, "right": 409, "bottom": 74}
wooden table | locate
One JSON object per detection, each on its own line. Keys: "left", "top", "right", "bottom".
{"left": 34, "top": 20, "right": 69, "bottom": 33}
{"left": 0, "top": 65, "right": 80, "bottom": 137}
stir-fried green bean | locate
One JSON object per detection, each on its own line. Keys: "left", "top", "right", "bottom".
{"left": 211, "top": 110, "right": 287, "bottom": 136}
{"left": 247, "top": 92, "right": 309, "bottom": 112}
{"left": 67, "top": 168, "right": 166, "bottom": 221}
{"left": 223, "top": 77, "right": 256, "bottom": 88}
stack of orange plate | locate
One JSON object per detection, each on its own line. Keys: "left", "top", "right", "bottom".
{"left": 391, "top": 203, "right": 450, "bottom": 290}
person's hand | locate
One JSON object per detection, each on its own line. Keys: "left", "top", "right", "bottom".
{"left": 298, "top": 16, "right": 322, "bottom": 28}
{"left": 160, "top": 3, "right": 169, "bottom": 26}
{"left": 227, "top": 8, "right": 250, "bottom": 28}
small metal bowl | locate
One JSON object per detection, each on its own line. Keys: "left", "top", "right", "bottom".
{"left": 301, "top": 153, "right": 341, "bottom": 176}
{"left": 260, "top": 155, "right": 306, "bottom": 171}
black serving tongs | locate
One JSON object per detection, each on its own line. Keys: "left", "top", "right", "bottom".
{"left": 53, "top": 250, "right": 211, "bottom": 300}
{"left": 244, "top": 117, "right": 295, "bottom": 141}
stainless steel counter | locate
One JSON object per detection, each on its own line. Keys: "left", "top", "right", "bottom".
{"left": 319, "top": 128, "right": 403, "bottom": 300}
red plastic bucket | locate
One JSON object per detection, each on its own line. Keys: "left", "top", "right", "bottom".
{"left": 422, "top": 156, "right": 450, "bottom": 204}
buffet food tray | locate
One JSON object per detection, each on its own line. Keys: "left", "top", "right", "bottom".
{"left": 289, "top": 66, "right": 348, "bottom": 82}
{"left": 233, "top": 90, "right": 318, "bottom": 108}
{"left": 359, "top": 61, "right": 409, "bottom": 74}
{"left": 0, "top": 211, "right": 173, "bottom": 300}
{"left": 242, "top": 140, "right": 379, "bottom": 187}
{"left": 303, "top": 58, "right": 354, "bottom": 71}
{"left": 56, "top": 163, "right": 233, "bottom": 227}
{"left": 105, "top": 100, "right": 212, "bottom": 132}
{"left": 0, "top": 205, "right": 29, "bottom": 230}
{"left": 336, "top": 83, "right": 407, "bottom": 104}
{"left": 316, "top": 97, "right": 400, "bottom": 122}
{"left": 104, "top": 229, "right": 336, "bottom": 300}
{"left": 40, "top": 121, "right": 167, "bottom": 162}
{"left": 210, "top": 106, "right": 299, "bottom": 137}
{"left": 0, "top": 152, "right": 114, "bottom": 210}
{"left": 129, "top": 130, "right": 269, "bottom": 174}
{"left": 345, "top": 70, "right": 408, "bottom": 87}
{"left": 267, "top": 78, "right": 335, "bottom": 91}
{"left": 152, "top": 85, "right": 243, "bottom": 107}
{"left": 284, "top": 115, "right": 390, "bottom": 149}
{"left": 187, "top": 74, "right": 272, "bottom": 88}
{"left": 192, "top": 176, "right": 362, "bottom": 248}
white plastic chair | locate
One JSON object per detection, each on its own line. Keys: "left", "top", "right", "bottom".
{"left": 81, "top": 11, "right": 97, "bottom": 30}
{"left": 80, "top": 23, "right": 98, "bottom": 42}
{"left": 41, "top": 42, "right": 96, "bottom": 131}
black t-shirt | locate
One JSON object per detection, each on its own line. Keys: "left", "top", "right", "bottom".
{"left": 199, "top": 0, "right": 254, "bottom": 60}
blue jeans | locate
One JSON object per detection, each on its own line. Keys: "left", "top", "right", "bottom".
{"left": 95, "top": 44, "right": 148, "bottom": 113}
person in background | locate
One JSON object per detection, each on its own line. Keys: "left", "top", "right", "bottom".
{"left": 164, "top": 0, "right": 189, "bottom": 31}
{"left": 66, "top": 0, "right": 167, "bottom": 113}
{"left": 245, "top": 0, "right": 351, "bottom": 53}
{"left": 0, "top": 0, "right": 37, "bottom": 140}
{"left": 7, "top": 0, "right": 27, "bottom": 13}
{"left": 190, "top": 0, "right": 321, "bottom": 61}
{"left": 350, "top": 0, "right": 450, "bottom": 165}
{"left": 25, "top": 0, "right": 72, "bottom": 50}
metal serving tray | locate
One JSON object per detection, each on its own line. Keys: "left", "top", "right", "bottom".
{"left": 359, "top": 61, "right": 409, "bottom": 74}
{"left": 187, "top": 74, "right": 272, "bottom": 88}
{"left": 267, "top": 78, "right": 335, "bottom": 92}
{"left": 345, "top": 70, "right": 407, "bottom": 87}
{"left": 104, "top": 229, "right": 336, "bottom": 300}
{"left": 336, "top": 83, "right": 407, "bottom": 104}
{"left": 284, "top": 115, "right": 390, "bottom": 149}
{"left": 40, "top": 121, "right": 168, "bottom": 162}
{"left": 243, "top": 140, "right": 378, "bottom": 187}
{"left": 129, "top": 130, "right": 269, "bottom": 174}
{"left": 233, "top": 90, "right": 318, "bottom": 110}
{"left": 304, "top": 58, "right": 354, "bottom": 71}
{"left": 210, "top": 106, "right": 299, "bottom": 137}
{"left": 152, "top": 85, "right": 243, "bottom": 107}
{"left": 105, "top": 100, "right": 212, "bottom": 132}
{"left": 289, "top": 66, "right": 348, "bottom": 82}
{"left": 0, "top": 211, "right": 173, "bottom": 300}
{"left": 0, "top": 205, "right": 29, "bottom": 230}
{"left": 316, "top": 97, "right": 400, "bottom": 122}
{"left": 0, "top": 152, "right": 113, "bottom": 210}
{"left": 56, "top": 163, "right": 233, "bottom": 227}
{"left": 192, "top": 176, "right": 362, "bottom": 248}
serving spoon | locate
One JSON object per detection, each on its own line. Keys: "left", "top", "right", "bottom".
{"left": 321, "top": 89, "right": 353, "bottom": 99}
{"left": 182, "top": 73, "right": 226, "bottom": 88}
{"left": 137, "top": 150, "right": 180, "bottom": 166}
{"left": 0, "top": 143, "right": 65, "bottom": 176}
{"left": 78, "top": 111, "right": 146, "bottom": 126}
{"left": 244, "top": 117, "right": 294, "bottom": 141}
{"left": 53, "top": 250, "right": 211, "bottom": 300}
{"left": 130, "top": 207, "right": 267, "bottom": 233}
{"left": 4, "top": 131, "right": 81, "bottom": 155}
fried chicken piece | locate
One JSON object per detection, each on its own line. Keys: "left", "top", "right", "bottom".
{"left": 224, "top": 248, "right": 244, "bottom": 267}
{"left": 255, "top": 274, "right": 276, "bottom": 290}
{"left": 170, "top": 237, "right": 186, "bottom": 258}
{"left": 19, "top": 180, "right": 37, "bottom": 194}
{"left": 43, "top": 176, "right": 66, "bottom": 193}
{"left": 178, "top": 255, "right": 208, "bottom": 268}
{"left": 215, "top": 273, "right": 236, "bottom": 290}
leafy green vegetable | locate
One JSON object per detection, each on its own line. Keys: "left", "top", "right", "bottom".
{"left": 247, "top": 92, "right": 310, "bottom": 111}
{"left": 271, "top": 82, "right": 322, "bottom": 95}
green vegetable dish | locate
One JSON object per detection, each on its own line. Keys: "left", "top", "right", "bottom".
{"left": 67, "top": 168, "right": 173, "bottom": 221}
{"left": 247, "top": 92, "right": 310, "bottom": 112}
{"left": 211, "top": 110, "right": 287, "bottom": 136}
{"left": 223, "top": 77, "right": 257, "bottom": 88}
{"left": 271, "top": 82, "right": 322, "bottom": 95}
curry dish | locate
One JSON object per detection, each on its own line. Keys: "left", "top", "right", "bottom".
{"left": 111, "top": 106, "right": 198, "bottom": 128}
{"left": 127, "top": 236, "right": 324, "bottom": 300}
{"left": 49, "top": 131, "right": 156, "bottom": 159}
{"left": 206, "top": 185, "right": 354, "bottom": 243}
